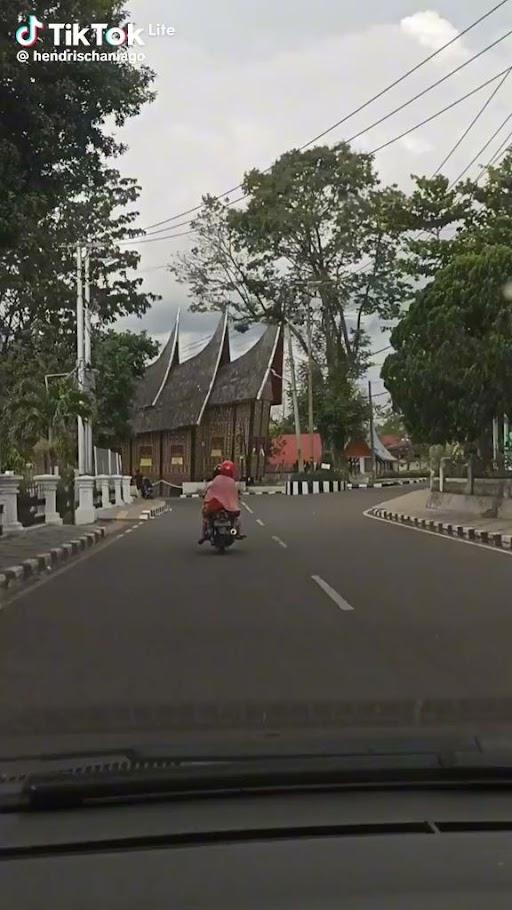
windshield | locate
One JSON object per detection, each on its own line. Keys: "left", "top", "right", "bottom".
{"left": 2, "top": 0, "right": 512, "bottom": 763}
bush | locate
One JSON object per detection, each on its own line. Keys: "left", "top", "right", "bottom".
{"left": 289, "top": 469, "right": 347, "bottom": 483}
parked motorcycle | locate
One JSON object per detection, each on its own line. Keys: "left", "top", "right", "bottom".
{"left": 208, "top": 510, "right": 239, "bottom": 553}
{"left": 141, "top": 478, "right": 154, "bottom": 500}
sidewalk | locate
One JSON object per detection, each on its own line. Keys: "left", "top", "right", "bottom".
{"left": 0, "top": 499, "right": 168, "bottom": 594}
{"left": 369, "top": 489, "right": 512, "bottom": 548}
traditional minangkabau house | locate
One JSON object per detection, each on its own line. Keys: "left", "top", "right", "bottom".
{"left": 121, "top": 313, "right": 283, "bottom": 485}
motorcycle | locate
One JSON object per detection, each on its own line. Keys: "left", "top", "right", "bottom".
{"left": 208, "top": 510, "right": 239, "bottom": 553}
{"left": 141, "top": 478, "right": 154, "bottom": 499}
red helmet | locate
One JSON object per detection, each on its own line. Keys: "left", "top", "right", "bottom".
{"left": 219, "top": 460, "right": 235, "bottom": 478}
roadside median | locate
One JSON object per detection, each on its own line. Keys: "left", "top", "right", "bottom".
{"left": 366, "top": 489, "right": 512, "bottom": 552}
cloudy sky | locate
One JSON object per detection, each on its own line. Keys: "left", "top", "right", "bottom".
{"left": 114, "top": 0, "right": 512, "bottom": 399}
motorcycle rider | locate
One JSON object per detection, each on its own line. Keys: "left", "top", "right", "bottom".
{"left": 198, "top": 459, "right": 244, "bottom": 544}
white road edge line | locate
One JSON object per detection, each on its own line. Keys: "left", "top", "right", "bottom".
{"left": 242, "top": 502, "right": 254, "bottom": 514}
{"left": 311, "top": 575, "right": 354, "bottom": 612}
{"left": 256, "top": 518, "right": 265, "bottom": 526}
{"left": 363, "top": 507, "right": 512, "bottom": 558}
{"left": 272, "top": 536, "right": 288, "bottom": 549}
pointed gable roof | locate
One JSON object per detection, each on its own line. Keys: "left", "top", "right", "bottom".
{"left": 134, "top": 310, "right": 180, "bottom": 411}
{"left": 132, "top": 314, "right": 230, "bottom": 434}
{"left": 209, "top": 324, "right": 283, "bottom": 407}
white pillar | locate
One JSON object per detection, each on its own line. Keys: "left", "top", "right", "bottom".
{"left": 112, "top": 474, "right": 123, "bottom": 506}
{"left": 96, "top": 474, "right": 112, "bottom": 509}
{"left": 75, "top": 475, "right": 96, "bottom": 526}
{"left": 76, "top": 243, "right": 86, "bottom": 475}
{"left": 0, "top": 474, "right": 23, "bottom": 532}
{"left": 122, "top": 475, "right": 133, "bottom": 503}
{"left": 34, "top": 475, "right": 62, "bottom": 526}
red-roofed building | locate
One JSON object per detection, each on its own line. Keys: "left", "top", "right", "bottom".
{"left": 267, "top": 433, "right": 322, "bottom": 472}
{"left": 380, "top": 434, "right": 412, "bottom": 461}
{"left": 267, "top": 430, "right": 396, "bottom": 474}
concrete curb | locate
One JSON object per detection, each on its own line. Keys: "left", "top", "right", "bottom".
{"left": 347, "top": 478, "right": 428, "bottom": 490}
{"left": 286, "top": 477, "right": 428, "bottom": 496}
{"left": 139, "top": 504, "right": 170, "bottom": 520}
{"left": 0, "top": 527, "right": 106, "bottom": 595}
{"left": 368, "top": 506, "right": 512, "bottom": 551}
{"left": 243, "top": 490, "right": 285, "bottom": 496}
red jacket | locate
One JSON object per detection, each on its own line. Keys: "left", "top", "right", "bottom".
{"left": 203, "top": 475, "right": 240, "bottom": 514}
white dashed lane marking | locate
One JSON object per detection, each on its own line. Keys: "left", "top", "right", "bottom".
{"left": 242, "top": 502, "right": 254, "bottom": 514}
{"left": 272, "top": 536, "right": 288, "bottom": 549}
{"left": 311, "top": 575, "right": 354, "bottom": 612}
{"left": 256, "top": 519, "right": 265, "bottom": 527}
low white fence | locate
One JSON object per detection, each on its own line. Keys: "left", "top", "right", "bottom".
{"left": 93, "top": 447, "right": 122, "bottom": 477}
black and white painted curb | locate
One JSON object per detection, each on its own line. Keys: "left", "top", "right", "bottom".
{"left": 140, "top": 504, "right": 170, "bottom": 519}
{"left": 180, "top": 490, "right": 285, "bottom": 499}
{"left": 0, "top": 527, "right": 106, "bottom": 595}
{"left": 286, "top": 477, "right": 428, "bottom": 495}
{"left": 368, "top": 506, "right": 512, "bottom": 551}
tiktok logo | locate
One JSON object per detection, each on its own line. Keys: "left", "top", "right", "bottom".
{"left": 15, "top": 15, "right": 44, "bottom": 47}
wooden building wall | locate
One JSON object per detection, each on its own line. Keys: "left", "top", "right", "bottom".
{"left": 124, "top": 397, "right": 273, "bottom": 485}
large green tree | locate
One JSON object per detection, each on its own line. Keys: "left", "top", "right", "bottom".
{"left": 382, "top": 244, "right": 512, "bottom": 452}
{"left": 0, "top": 0, "right": 154, "bottom": 247}
{"left": 1, "top": 2, "right": 159, "bottom": 466}
{"left": 172, "top": 143, "right": 408, "bottom": 463}
{"left": 172, "top": 143, "right": 408, "bottom": 373}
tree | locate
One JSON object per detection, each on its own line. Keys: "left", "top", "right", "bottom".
{"left": 172, "top": 144, "right": 408, "bottom": 378}
{"left": 382, "top": 244, "right": 512, "bottom": 454}
{"left": 3, "top": 372, "right": 92, "bottom": 471}
{"left": 375, "top": 404, "right": 407, "bottom": 438}
{"left": 291, "top": 360, "right": 369, "bottom": 460}
{"left": 92, "top": 329, "right": 159, "bottom": 446}
{"left": 0, "top": 168, "right": 159, "bottom": 362}
{"left": 0, "top": 0, "right": 155, "bottom": 248}
{"left": 172, "top": 144, "right": 408, "bottom": 467}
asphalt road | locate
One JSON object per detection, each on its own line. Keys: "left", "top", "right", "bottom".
{"left": 2, "top": 487, "right": 512, "bottom": 748}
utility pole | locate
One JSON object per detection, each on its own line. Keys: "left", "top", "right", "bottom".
{"left": 306, "top": 298, "right": 315, "bottom": 468}
{"left": 83, "top": 247, "right": 93, "bottom": 475}
{"left": 76, "top": 243, "right": 86, "bottom": 475}
{"left": 368, "top": 380, "right": 376, "bottom": 477}
{"left": 287, "top": 322, "right": 304, "bottom": 472}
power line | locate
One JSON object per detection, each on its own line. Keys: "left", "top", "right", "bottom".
{"left": 433, "top": 67, "right": 512, "bottom": 176}
{"left": 479, "top": 122, "right": 512, "bottom": 171}
{"left": 120, "top": 66, "right": 512, "bottom": 250}
{"left": 119, "top": 229, "right": 196, "bottom": 246}
{"left": 142, "top": 1, "right": 510, "bottom": 231}
{"left": 450, "top": 105, "right": 512, "bottom": 184}
{"left": 142, "top": 31, "right": 511, "bottom": 238}
{"left": 346, "top": 27, "right": 512, "bottom": 147}
{"left": 490, "top": 135, "right": 512, "bottom": 165}
{"left": 371, "top": 344, "right": 392, "bottom": 357}
{"left": 369, "top": 65, "right": 512, "bottom": 155}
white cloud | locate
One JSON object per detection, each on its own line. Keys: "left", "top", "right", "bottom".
{"left": 400, "top": 10, "right": 464, "bottom": 54}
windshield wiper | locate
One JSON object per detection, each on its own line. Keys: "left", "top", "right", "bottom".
{"left": 5, "top": 749, "right": 512, "bottom": 812}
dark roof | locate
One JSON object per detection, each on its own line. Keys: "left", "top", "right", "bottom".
{"left": 134, "top": 314, "right": 179, "bottom": 411}
{"left": 209, "top": 324, "right": 282, "bottom": 406}
{"left": 132, "top": 318, "right": 282, "bottom": 434}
